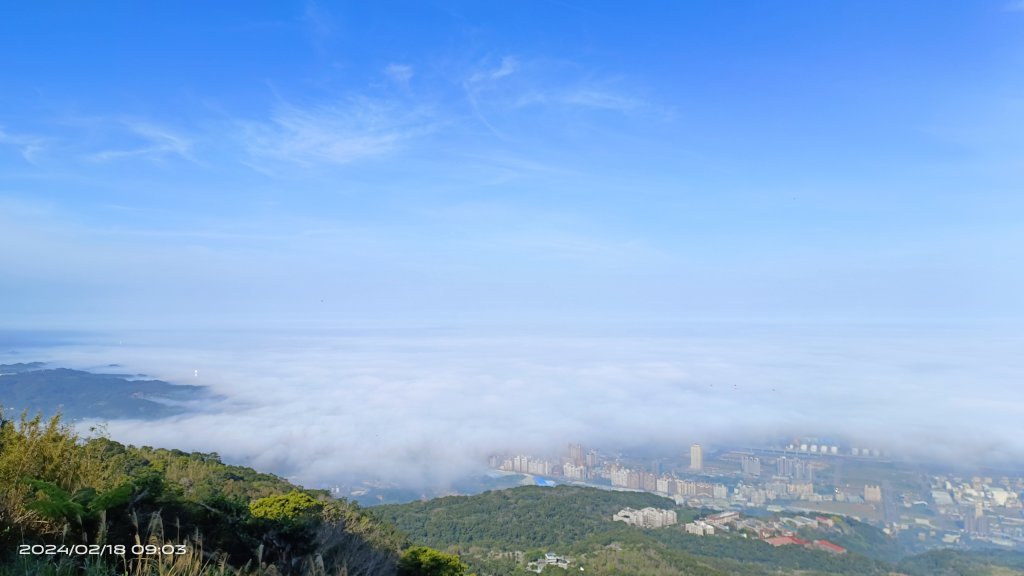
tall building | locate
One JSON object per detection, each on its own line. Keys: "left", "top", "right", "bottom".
{"left": 568, "top": 443, "right": 585, "bottom": 466}
{"left": 527, "top": 458, "right": 552, "bottom": 476}
{"left": 563, "top": 462, "right": 587, "bottom": 481}
{"left": 613, "top": 507, "right": 678, "bottom": 529}
{"left": 965, "top": 502, "right": 989, "bottom": 535}
{"left": 777, "top": 457, "right": 812, "bottom": 482}
{"left": 656, "top": 476, "right": 670, "bottom": 494}
{"left": 513, "top": 455, "right": 529, "bottom": 473}
{"left": 690, "top": 444, "right": 703, "bottom": 472}
{"left": 864, "top": 484, "right": 882, "bottom": 503}
{"left": 741, "top": 455, "right": 761, "bottom": 477}
{"left": 610, "top": 466, "right": 629, "bottom": 488}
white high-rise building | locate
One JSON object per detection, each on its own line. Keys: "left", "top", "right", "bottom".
{"left": 690, "top": 444, "right": 704, "bottom": 472}
{"left": 741, "top": 455, "right": 761, "bottom": 477}
{"left": 614, "top": 507, "right": 678, "bottom": 529}
{"left": 656, "top": 477, "right": 670, "bottom": 494}
{"left": 563, "top": 462, "right": 587, "bottom": 481}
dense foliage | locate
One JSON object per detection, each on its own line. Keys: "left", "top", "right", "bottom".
{"left": 374, "top": 485, "right": 679, "bottom": 549}
{"left": 376, "top": 484, "right": 1024, "bottom": 576}
{"left": 397, "top": 546, "right": 469, "bottom": 576}
{"left": 895, "top": 548, "right": 1024, "bottom": 576}
{"left": 0, "top": 408, "right": 436, "bottom": 576}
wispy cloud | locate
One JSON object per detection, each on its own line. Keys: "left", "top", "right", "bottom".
{"left": 462, "top": 56, "right": 522, "bottom": 139}
{"left": 384, "top": 64, "right": 414, "bottom": 88}
{"left": 1005, "top": 0, "right": 1024, "bottom": 12}
{"left": 461, "top": 56, "right": 653, "bottom": 142}
{"left": 515, "top": 88, "right": 645, "bottom": 112}
{"left": 561, "top": 89, "right": 644, "bottom": 111}
{"left": 466, "top": 56, "right": 519, "bottom": 85}
{"left": 0, "top": 126, "right": 48, "bottom": 163}
{"left": 87, "top": 120, "right": 194, "bottom": 163}
{"left": 490, "top": 56, "right": 518, "bottom": 80}
{"left": 239, "top": 98, "right": 431, "bottom": 168}
{"left": 303, "top": 0, "right": 334, "bottom": 41}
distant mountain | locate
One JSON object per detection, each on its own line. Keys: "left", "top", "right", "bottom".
{"left": 0, "top": 361, "right": 46, "bottom": 373}
{"left": 0, "top": 363, "right": 209, "bottom": 420}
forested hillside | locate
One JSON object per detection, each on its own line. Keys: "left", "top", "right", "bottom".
{"left": 0, "top": 409, "right": 464, "bottom": 576}
{"left": 376, "top": 485, "right": 1024, "bottom": 576}
{"left": 375, "top": 485, "right": 684, "bottom": 549}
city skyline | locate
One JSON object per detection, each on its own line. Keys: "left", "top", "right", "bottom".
{"left": 481, "top": 437, "right": 1024, "bottom": 549}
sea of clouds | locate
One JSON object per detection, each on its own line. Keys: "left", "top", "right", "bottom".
{"left": 8, "top": 322, "right": 1023, "bottom": 490}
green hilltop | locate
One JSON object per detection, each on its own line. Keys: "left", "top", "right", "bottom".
{"left": 0, "top": 409, "right": 466, "bottom": 576}
{"left": 374, "top": 484, "right": 1024, "bottom": 576}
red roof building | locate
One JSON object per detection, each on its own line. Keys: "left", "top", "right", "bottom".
{"left": 811, "top": 540, "right": 847, "bottom": 554}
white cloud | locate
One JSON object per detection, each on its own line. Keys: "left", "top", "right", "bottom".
{"left": 513, "top": 88, "right": 645, "bottom": 113}
{"left": 240, "top": 98, "right": 430, "bottom": 168}
{"left": 303, "top": 0, "right": 334, "bottom": 41}
{"left": 491, "top": 56, "right": 518, "bottom": 79}
{"left": 461, "top": 57, "right": 524, "bottom": 139}
{"left": 0, "top": 126, "right": 48, "bottom": 163}
{"left": 1005, "top": 0, "right": 1024, "bottom": 12}
{"left": 466, "top": 56, "right": 519, "bottom": 86}
{"left": 384, "top": 64, "right": 414, "bottom": 87}
{"left": 461, "top": 56, "right": 652, "bottom": 140}
{"left": 87, "top": 120, "right": 194, "bottom": 163}
{"left": 17, "top": 325, "right": 1021, "bottom": 491}
{"left": 562, "top": 89, "right": 643, "bottom": 111}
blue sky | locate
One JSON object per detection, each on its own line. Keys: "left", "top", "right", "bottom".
{"left": 2, "top": 1, "right": 1023, "bottom": 329}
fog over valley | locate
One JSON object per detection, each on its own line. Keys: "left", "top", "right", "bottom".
{"left": 5, "top": 323, "right": 1020, "bottom": 491}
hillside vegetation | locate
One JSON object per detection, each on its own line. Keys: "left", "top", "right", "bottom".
{"left": 375, "top": 485, "right": 1024, "bottom": 576}
{"left": 0, "top": 408, "right": 465, "bottom": 576}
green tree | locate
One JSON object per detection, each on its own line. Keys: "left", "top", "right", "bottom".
{"left": 249, "top": 490, "right": 323, "bottom": 522}
{"left": 397, "top": 546, "right": 468, "bottom": 576}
